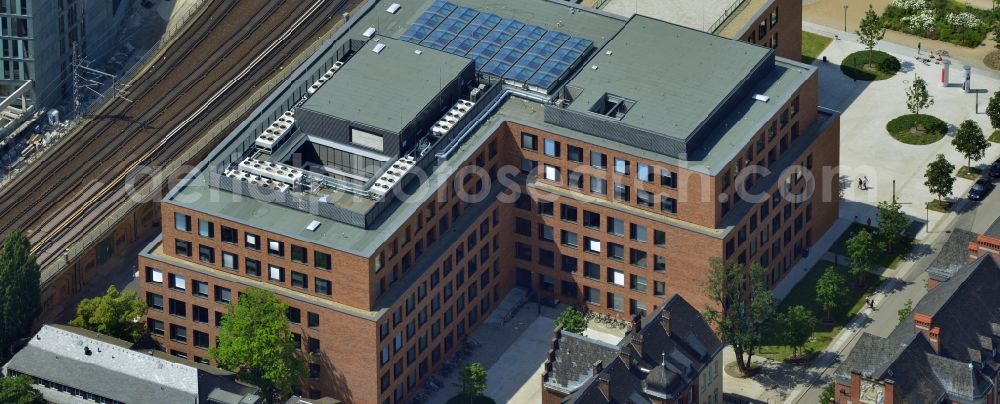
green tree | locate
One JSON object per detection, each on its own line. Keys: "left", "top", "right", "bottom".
{"left": 816, "top": 267, "right": 848, "bottom": 322}
{"left": 820, "top": 382, "right": 836, "bottom": 403}
{"left": 69, "top": 285, "right": 147, "bottom": 342}
{"left": 554, "top": 308, "right": 587, "bottom": 333}
{"left": 704, "top": 259, "right": 774, "bottom": 376}
{"left": 924, "top": 154, "right": 956, "bottom": 203}
{"left": 905, "top": 76, "right": 933, "bottom": 120}
{"left": 776, "top": 305, "right": 815, "bottom": 360}
{"left": 209, "top": 288, "right": 306, "bottom": 403}
{"left": 856, "top": 5, "right": 886, "bottom": 66}
{"left": 457, "top": 363, "right": 488, "bottom": 402}
{"left": 876, "top": 200, "right": 909, "bottom": 253}
{"left": 898, "top": 299, "right": 913, "bottom": 323}
{"left": 986, "top": 92, "right": 1000, "bottom": 131}
{"left": 0, "top": 231, "right": 41, "bottom": 362}
{"left": 846, "top": 229, "right": 877, "bottom": 283}
{"left": 0, "top": 376, "right": 42, "bottom": 404}
{"left": 952, "top": 120, "right": 989, "bottom": 170}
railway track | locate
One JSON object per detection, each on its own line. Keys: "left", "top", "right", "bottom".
{"left": 0, "top": 0, "right": 359, "bottom": 261}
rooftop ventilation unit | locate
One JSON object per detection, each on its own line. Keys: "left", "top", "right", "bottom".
{"left": 363, "top": 27, "right": 377, "bottom": 38}
{"left": 307, "top": 61, "right": 346, "bottom": 95}
{"left": 387, "top": 3, "right": 401, "bottom": 13}
{"left": 255, "top": 111, "right": 296, "bottom": 152}
{"left": 225, "top": 169, "right": 290, "bottom": 192}
{"left": 372, "top": 43, "right": 386, "bottom": 53}
{"left": 239, "top": 157, "right": 304, "bottom": 185}
{"left": 753, "top": 94, "right": 770, "bottom": 103}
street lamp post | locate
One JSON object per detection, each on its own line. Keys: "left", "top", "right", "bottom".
{"left": 843, "top": 5, "right": 849, "bottom": 32}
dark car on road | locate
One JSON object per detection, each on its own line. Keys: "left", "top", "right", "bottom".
{"left": 969, "top": 178, "right": 993, "bottom": 201}
{"left": 990, "top": 159, "right": 1000, "bottom": 178}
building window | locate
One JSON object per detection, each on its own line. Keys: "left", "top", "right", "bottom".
{"left": 287, "top": 307, "right": 301, "bottom": 324}
{"left": 584, "top": 237, "right": 601, "bottom": 254}
{"left": 630, "top": 274, "right": 648, "bottom": 293}
{"left": 561, "top": 255, "right": 578, "bottom": 274}
{"left": 637, "top": 190, "right": 654, "bottom": 208}
{"left": 146, "top": 292, "right": 163, "bottom": 310}
{"left": 590, "top": 177, "right": 607, "bottom": 195}
{"left": 170, "top": 324, "right": 187, "bottom": 343}
{"left": 568, "top": 170, "right": 583, "bottom": 188}
{"left": 194, "top": 331, "right": 210, "bottom": 349}
{"left": 308, "top": 312, "right": 320, "bottom": 328}
{"left": 149, "top": 319, "right": 164, "bottom": 336}
{"left": 222, "top": 252, "right": 237, "bottom": 270}
{"left": 315, "top": 278, "right": 332, "bottom": 296}
{"left": 515, "top": 217, "right": 532, "bottom": 236}
{"left": 631, "top": 299, "right": 648, "bottom": 317}
{"left": 608, "top": 293, "right": 624, "bottom": 312}
{"left": 614, "top": 158, "right": 629, "bottom": 175}
{"left": 583, "top": 211, "right": 600, "bottom": 229}
{"left": 245, "top": 233, "right": 260, "bottom": 250}
{"left": 543, "top": 139, "right": 560, "bottom": 157}
{"left": 268, "top": 239, "right": 284, "bottom": 256}
{"left": 607, "top": 217, "right": 625, "bottom": 236}
{"left": 174, "top": 213, "right": 191, "bottom": 232}
{"left": 654, "top": 230, "right": 666, "bottom": 247}
{"left": 521, "top": 158, "right": 537, "bottom": 174}
{"left": 246, "top": 258, "right": 261, "bottom": 277}
{"left": 539, "top": 224, "right": 554, "bottom": 242}
{"left": 169, "top": 274, "right": 186, "bottom": 291}
{"left": 770, "top": 8, "right": 778, "bottom": 26}
{"left": 198, "top": 220, "right": 214, "bottom": 238}
{"left": 215, "top": 286, "right": 231, "bottom": 304}
{"left": 515, "top": 242, "right": 532, "bottom": 261}
{"left": 193, "top": 305, "right": 209, "bottom": 323}
{"left": 309, "top": 363, "right": 321, "bottom": 380}
{"left": 654, "top": 254, "right": 666, "bottom": 273}
{"left": 543, "top": 165, "right": 560, "bottom": 182}
{"left": 660, "top": 169, "right": 677, "bottom": 188}
{"left": 630, "top": 249, "right": 648, "bottom": 268}
{"left": 315, "top": 251, "right": 332, "bottom": 270}
{"left": 561, "top": 230, "right": 578, "bottom": 247}
{"left": 660, "top": 196, "right": 677, "bottom": 214}
{"left": 193, "top": 280, "right": 209, "bottom": 298}
{"left": 269, "top": 265, "right": 285, "bottom": 282}
{"left": 291, "top": 271, "right": 308, "bottom": 289}
{"left": 607, "top": 268, "right": 625, "bottom": 286}
{"left": 175, "top": 239, "right": 192, "bottom": 257}
{"left": 614, "top": 183, "right": 630, "bottom": 202}
{"left": 221, "top": 226, "right": 238, "bottom": 243}
{"left": 607, "top": 243, "right": 625, "bottom": 261}
{"left": 590, "top": 151, "right": 607, "bottom": 168}
{"left": 584, "top": 261, "right": 601, "bottom": 279}
{"left": 521, "top": 132, "right": 537, "bottom": 151}
{"left": 567, "top": 145, "right": 583, "bottom": 162}
{"left": 630, "top": 224, "right": 647, "bottom": 242}
{"left": 654, "top": 281, "right": 666, "bottom": 296}
{"left": 198, "top": 245, "right": 215, "bottom": 264}
{"left": 538, "top": 249, "right": 555, "bottom": 268}
{"left": 585, "top": 286, "right": 601, "bottom": 305}
{"left": 291, "top": 245, "right": 308, "bottom": 264}
{"left": 146, "top": 267, "right": 163, "bottom": 285}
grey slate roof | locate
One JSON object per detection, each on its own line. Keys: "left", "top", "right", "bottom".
{"left": 545, "top": 295, "right": 723, "bottom": 403}
{"left": 928, "top": 229, "right": 976, "bottom": 282}
{"left": 2, "top": 325, "right": 259, "bottom": 404}
{"left": 835, "top": 255, "right": 1000, "bottom": 402}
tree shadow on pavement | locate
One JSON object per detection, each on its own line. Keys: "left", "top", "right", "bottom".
{"left": 752, "top": 359, "right": 827, "bottom": 394}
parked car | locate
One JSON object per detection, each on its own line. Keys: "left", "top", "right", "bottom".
{"left": 989, "top": 158, "right": 1000, "bottom": 178}
{"left": 969, "top": 178, "right": 993, "bottom": 201}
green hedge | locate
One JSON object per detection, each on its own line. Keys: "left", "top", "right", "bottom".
{"left": 886, "top": 114, "right": 948, "bottom": 145}
{"left": 882, "top": 0, "right": 996, "bottom": 48}
{"left": 841, "top": 50, "right": 900, "bottom": 81}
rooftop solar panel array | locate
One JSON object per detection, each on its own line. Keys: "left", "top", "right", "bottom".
{"left": 399, "top": 1, "right": 593, "bottom": 93}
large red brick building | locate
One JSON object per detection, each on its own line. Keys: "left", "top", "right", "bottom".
{"left": 138, "top": 0, "right": 840, "bottom": 403}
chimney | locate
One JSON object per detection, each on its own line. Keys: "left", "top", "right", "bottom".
{"left": 850, "top": 371, "right": 861, "bottom": 402}
{"left": 597, "top": 375, "right": 610, "bottom": 400}
{"left": 884, "top": 379, "right": 895, "bottom": 404}
{"left": 619, "top": 349, "right": 632, "bottom": 370}
{"left": 928, "top": 326, "right": 942, "bottom": 353}
{"left": 591, "top": 360, "right": 603, "bottom": 376}
{"left": 661, "top": 310, "right": 672, "bottom": 336}
{"left": 631, "top": 334, "right": 644, "bottom": 358}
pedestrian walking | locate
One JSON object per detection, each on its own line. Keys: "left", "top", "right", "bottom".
{"left": 867, "top": 217, "right": 872, "bottom": 227}
{"left": 918, "top": 42, "right": 922, "bottom": 54}
{"left": 858, "top": 178, "right": 863, "bottom": 190}
{"left": 868, "top": 299, "right": 875, "bottom": 310}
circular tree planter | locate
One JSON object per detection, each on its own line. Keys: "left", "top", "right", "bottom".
{"left": 841, "top": 50, "right": 900, "bottom": 81}
{"left": 723, "top": 361, "right": 761, "bottom": 379}
{"left": 446, "top": 394, "right": 497, "bottom": 404}
{"left": 886, "top": 114, "right": 948, "bottom": 145}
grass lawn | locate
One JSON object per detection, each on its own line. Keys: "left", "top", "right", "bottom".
{"left": 990, "top": 130, "right": 1000, "bottom": 143}
{"left": 446, "top": 395, "right": 497, "bottom": 404}
{"left": 759, "top": 261, "right": 883, "bottom": 363}
{"left": 801, "top": 32, "right": 832, "bottom": 64}
{"left": 886, "top": 114, "right": 948, "bottom": 145}
{"left": 956, "top": 166, "right": 982, "bottom": 181}
{"left": 927, "top": 200, "right": 953, "bottom": 213}
{"left": 828, "top": 222, "right": 910, "bottom": 270}
{"left": 841, "top": 50, "right": 900, "bottom": 81}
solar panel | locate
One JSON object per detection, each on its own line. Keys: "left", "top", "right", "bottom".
{"left": 502, "top": 31, "right": 568, "bottom": 82}
{"left": 399, "top": 0, "right": 457, "bottom": 43}
{"left": 444, "top": 12, "right": 500, "bottom": 55}
{"left": 419, "top": 7, "right": 478, "bottom": 50}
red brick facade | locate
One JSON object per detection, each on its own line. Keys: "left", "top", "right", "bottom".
{"left": 736, "top": 0, "right": 803, "bottom": 62}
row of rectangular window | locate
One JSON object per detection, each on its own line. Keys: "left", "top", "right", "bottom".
{"left": 521, "top": 133, "right": 678, "bottom": 187}
{"left": 173, "top": 213, "right": 333, "bottom": 270}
